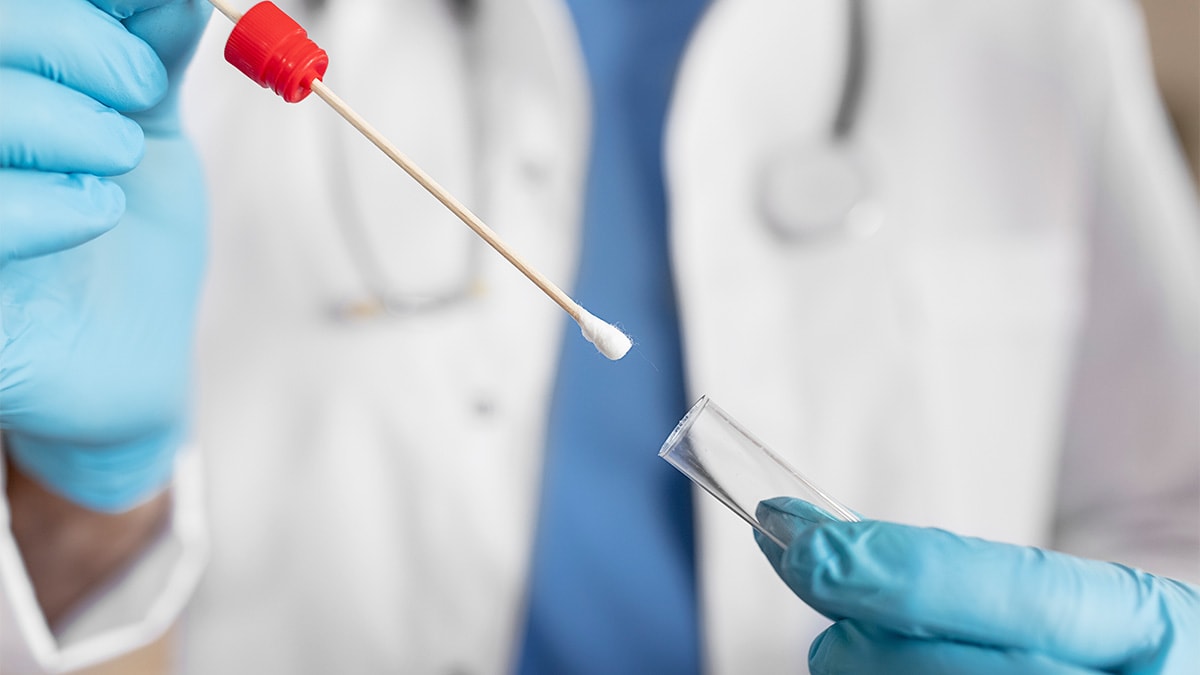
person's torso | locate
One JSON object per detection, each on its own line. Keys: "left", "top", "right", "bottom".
{"left": 182, "top": 0, "right": 1096, "bottom": 672}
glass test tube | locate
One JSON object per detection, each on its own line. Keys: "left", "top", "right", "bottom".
{"left": 659, "top": 396, "right": 859, "bottom": 548}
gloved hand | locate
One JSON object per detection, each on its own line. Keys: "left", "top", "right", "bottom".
{"left": 0, "top": 0, "right": 212, "bottom": 511}
{"left": 755, "top": 498, "right": 1200, "bottom": 675}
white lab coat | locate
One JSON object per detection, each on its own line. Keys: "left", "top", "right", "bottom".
{"left": 2, "top": 0, "right": 1197, "bottom": 673}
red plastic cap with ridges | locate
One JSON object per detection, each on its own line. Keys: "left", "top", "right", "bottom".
{"left": 224, "top": 1, "right": 328, "bottom": 103}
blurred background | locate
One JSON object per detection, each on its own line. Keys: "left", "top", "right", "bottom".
{"left": 1142, "top": 0, "right": 1199, "bottom": 189}
{"left": 73, "top": 0, "right": 1196, "bottom": 673}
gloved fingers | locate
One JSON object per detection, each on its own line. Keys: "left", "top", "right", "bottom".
{"left": 0, "top": 0, "right": 167, "bottom": 112}
{"left": 0, "top": 69, "right": 145, "bottom": 176}
{"left": 760, "top": 505, "right": 1185, "bottom": 670}
{"left": 0, "top": 170, "right": 124, "bottom": 261}
{"left": 754, "top": 498, "right": 840, "bottom": 571}
{"left": 808, "top": 620, "right": 1103, "bottom": 675}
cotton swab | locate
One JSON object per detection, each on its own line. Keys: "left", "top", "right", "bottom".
{"left": 205, "top": 0, "right": 632, "bottom": 360}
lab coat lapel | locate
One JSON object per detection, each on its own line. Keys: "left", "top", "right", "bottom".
{"left": 668, "top": 2, "right": 848, "bottom": 672}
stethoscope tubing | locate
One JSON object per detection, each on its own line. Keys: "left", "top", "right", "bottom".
{"left": 833, "top": 0, "right": 867, "bottom": 140}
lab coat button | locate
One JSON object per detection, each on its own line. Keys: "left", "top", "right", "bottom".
{"left": 473, "top": 397, "right": 496, "bottom": 417}
{"left": 519, "top": 157, "right": 552, "bottom": 186}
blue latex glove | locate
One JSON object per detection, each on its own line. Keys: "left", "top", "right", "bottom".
{"left": 755, "top": 498, "right": 1200, "bottom": 675}
{"left": 0, "top": 0, "right": 211, "bottom": 511}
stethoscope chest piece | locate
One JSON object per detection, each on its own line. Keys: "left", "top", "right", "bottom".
{"left": 759, "top": 0, "right": 882, "bottom": 243}
{"left": 759, "top": 143, "right": 882, "bottom": 242}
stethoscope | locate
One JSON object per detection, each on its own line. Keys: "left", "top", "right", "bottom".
{"left": 321, "top": 0, "right": 877, "bottom": 320}
{"left": 758, "top": 0, "right": 883, "bottom": 242}
{"left": 314, "top": 0, "right": 486, "bottom": 320}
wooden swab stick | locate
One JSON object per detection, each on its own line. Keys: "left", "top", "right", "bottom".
{"left": 208, "top": 0, "right": 241, "bottom": 21}
{"left": 206, "top": 0, "right": 631, "bottom": 359}
{"left": 308, "top": 81, "right": 572, "bottom": 319}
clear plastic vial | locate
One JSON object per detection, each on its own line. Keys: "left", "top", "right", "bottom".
{"left": 659, "top": 396, "right": 858, "bottom": 548}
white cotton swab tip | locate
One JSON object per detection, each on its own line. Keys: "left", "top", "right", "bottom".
{"left": 576, "top": 309, "right": 633, "bottom": 360}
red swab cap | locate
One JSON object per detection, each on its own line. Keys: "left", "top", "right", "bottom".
{"left": 224, "top": 1, "right": 328, "bottom": 103}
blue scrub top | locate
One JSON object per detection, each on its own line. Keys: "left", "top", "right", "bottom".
{"left": 516, "top": 1, "right": 709, "bottom": 673}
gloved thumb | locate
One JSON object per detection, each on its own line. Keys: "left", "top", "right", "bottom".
{"left": 90, "top": 1, "right": 214, "bottom": 132}
{"left": 108, "top": 0, "right": 213, "bottom": 80}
